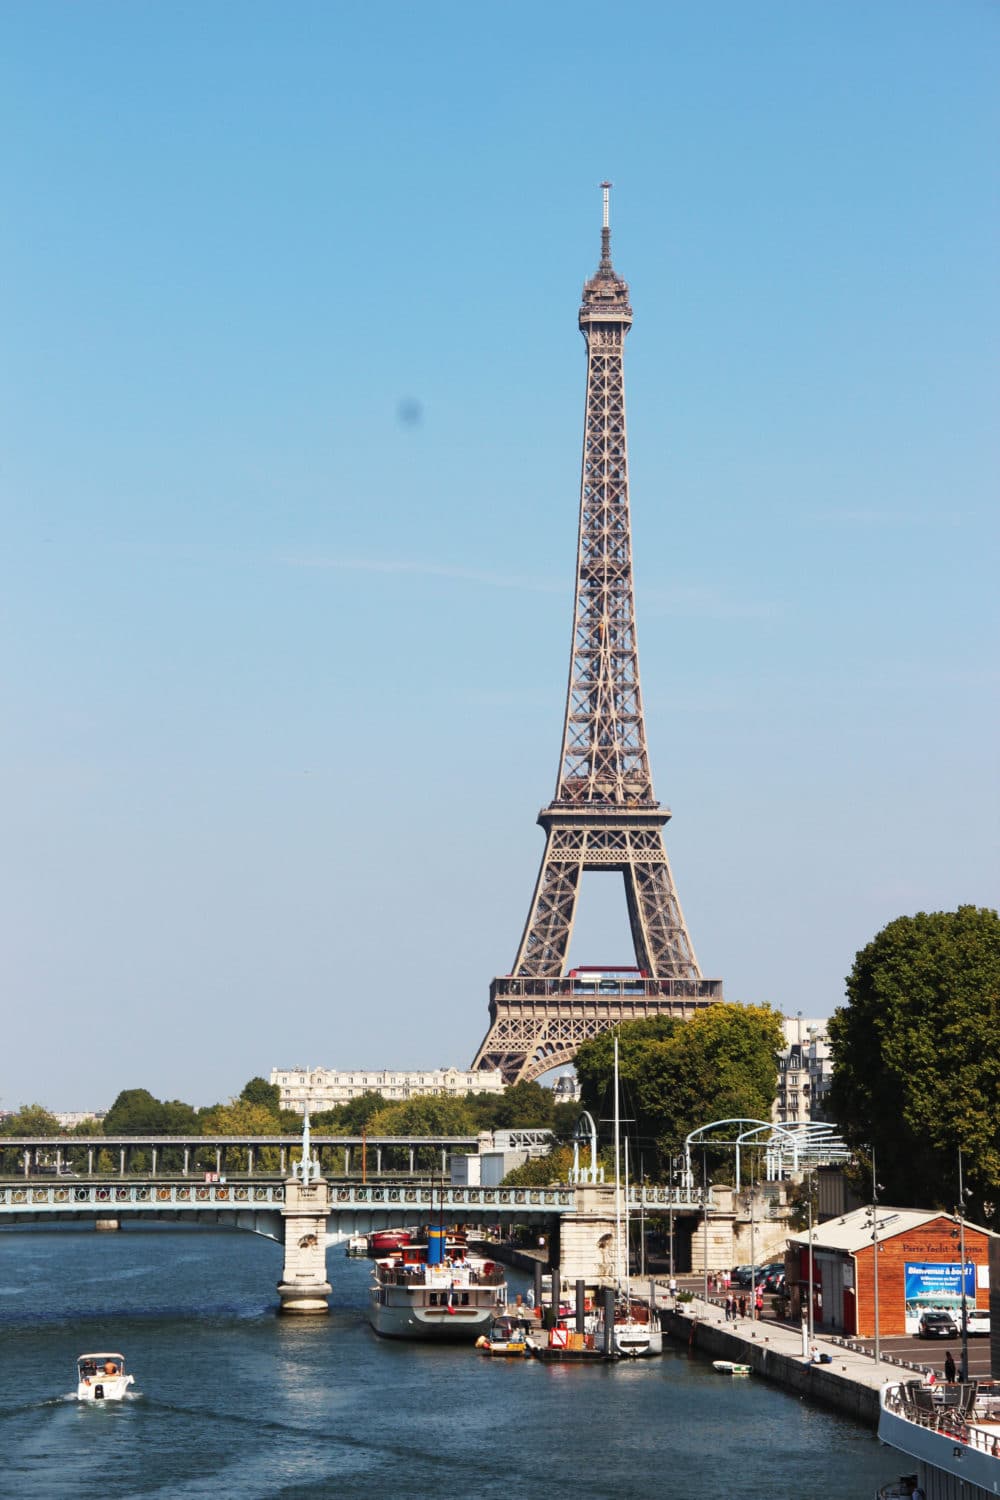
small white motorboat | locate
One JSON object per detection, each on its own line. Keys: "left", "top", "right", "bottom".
{"left": 77, "top": 1352, "right": 135, "bottom": 1402}
{"left": 712, "top": 1359, "right": 751, "bottom": 1376}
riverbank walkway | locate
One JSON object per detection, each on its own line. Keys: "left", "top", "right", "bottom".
{"left": 646, "top": 1284, "right": 916, "bottom": 1427}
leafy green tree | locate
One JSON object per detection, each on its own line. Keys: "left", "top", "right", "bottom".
{"left": 552, "top": 1099, "right": 583, "bottom": 1138}
{"left": 827, "top": 906, "right": 1000, "bottom": 1219}
{"left": 574, "top": 1005, "right": 784, "bottom": 1178}
{"left": 502, "top": 1145, "right": 576, "bottom": 1185}
{"left": 0, "top": 1103, "right": 62, "bottom": 1136}
{"left": 466, "top": 1081, "right": 556, "bottom": 1131}
{"left": 198, "top": 1099, "right": 282, "bottom": 1170}
{"left": 200, "top": 1100, "right": 282, "bottom": 1136}
{"left": 367, "top": 1095, "right": 477, "bottom": 1136}
{"left": 239, "top": 1077, "right": 281, "bottom": 1114}
{"left": 159, "top": 1099, "right": 200, "bottom": 1134}
{"left": 335, "top": 1092, "right": 388, "bottom": 1133}
{"left": 103, "top": 1089, "right": 164, "bottom": 1134}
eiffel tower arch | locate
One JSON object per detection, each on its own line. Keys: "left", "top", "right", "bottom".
{"left": 472, "top": 186, "right": 723, "bottom": 1085}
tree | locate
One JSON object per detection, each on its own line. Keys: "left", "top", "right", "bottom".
{"left": 102, "top": 1089, "right": 165, "bottom": 1134}
{"left": 333, "top": 1092, "right": 387, "bottom": 1133}
{"left": 367, "top": 1095, "right": 477, "bottom": 1136}
{"left": 199, "top": 1100, "right": 282, "bottom": 1136}
{"left": 502, "top": 1145, "right": 576, "bottom": 1186}
{"left": 827, "top": 906, "right": 1000, "bottom": 1219}
{"left": 0, "top": 1103, "right": 62, "bottom": 1136}
{"left": 466, "top": 1081, "right": 556, "bottom": 1131}
{"left": 198, "top": 1099, "right": 282, "bottom": 1170}
{"left": 239, "top": 1077, "right": 281, "bottom": 1114}
{"left": 574, "top": 1005, "right": 784, "bottom": 1178}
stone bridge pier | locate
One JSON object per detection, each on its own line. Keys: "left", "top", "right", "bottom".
{"left": 557, "top": 1185, "right": 619, "bottom": 1287}
{"left": 277, "top": 1177, "right": 332, "bottom": 1314}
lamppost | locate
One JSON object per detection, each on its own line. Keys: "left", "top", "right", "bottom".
{"left": 702, "top": 1145, "right": 710, "bottom": 1303}
{"left": 747, "top": 1174, "right": 757, "bottom": 1320}
{"left": 957, "top": 1146, "right": 970, "bottom": 1383}
{"left": 866, "top": 1146, "right": 882, "bottom": 1365}
{"left": 804, "top": 1167, "right": 816, "bottom": 1353}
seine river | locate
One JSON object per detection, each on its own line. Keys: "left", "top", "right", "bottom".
{"left": 0, "top": 1226, "right": 892, "bottom": 1499}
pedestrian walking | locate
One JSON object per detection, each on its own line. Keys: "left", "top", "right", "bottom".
{"left": 944, "top": 1350, "right": 957, "bottom": 1383}
{"left": 724, "top": 1295, "right": 733, "bottom": 1322}
{"left": 738, "top": 1295, "right": 747, "bottom": 1319}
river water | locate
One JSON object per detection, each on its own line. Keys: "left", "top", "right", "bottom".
{"left": 0, "top": 1226, "right": 893, "bottom": 1499}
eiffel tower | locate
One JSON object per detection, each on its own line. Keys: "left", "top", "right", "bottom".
{"left": 472, "top": 186, "right": 723, "bottom": 1086}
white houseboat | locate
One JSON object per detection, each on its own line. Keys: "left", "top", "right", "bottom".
{"left": 368, "top": 1228, "right": 507, "bottom": 1341}
{"left": 877, "top": 1378, "right": 1000, "bottom": 1500}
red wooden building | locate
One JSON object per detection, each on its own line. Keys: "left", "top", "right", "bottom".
{"left": 787, "top": 1206, "right": 995, "bottom": 1338}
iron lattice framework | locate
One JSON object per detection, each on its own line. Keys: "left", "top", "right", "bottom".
{"left": 473, "top": 186, "right": 722, "bottom": 1085}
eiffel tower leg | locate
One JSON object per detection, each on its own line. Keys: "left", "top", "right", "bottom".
{"left": 511, "top": 829, "right": 583, "bottom": 978}
{"left": 622, "top": 833, "right": 700, "bottom": 978}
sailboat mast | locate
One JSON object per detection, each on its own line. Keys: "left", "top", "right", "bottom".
{"left": 624, "top": 1135, "right": 631, "bottom": 1301}
{"left": 614, "top": 1035, "right": 622, "bottom": 1287}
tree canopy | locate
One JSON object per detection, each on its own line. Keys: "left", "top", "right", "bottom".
{"left": 827, "top": 906, "right": 1000, "bottom": 1219}
{"left": 366, "top": 1095, "right": 478, "bottom": 1136}
{"left": 102, "top": 1089, "right": 200, "bottom": 1135}
{"left": 239, "top": 1077, "right": 281, "bottom": 1113}
{"left": 574, "top": 1005, "right": 784, "bottom": 1177}
{"left": 0, "top": 1103, "right": 62, "bottom": 1136}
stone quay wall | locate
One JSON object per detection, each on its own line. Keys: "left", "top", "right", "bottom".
{"left": 659, "top": 1304, "right": 881, "bottom": 1428}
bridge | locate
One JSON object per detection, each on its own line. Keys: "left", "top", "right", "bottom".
{"left": 0, "top": 1168, "right": 706, "bottom": 1314}
{"left": 0, "top": 1128, "right": 556, "bottom": 1179}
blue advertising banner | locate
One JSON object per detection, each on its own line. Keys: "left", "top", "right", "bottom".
{"left": 904, "top": 1262, "right": 975, "bottom": 1317}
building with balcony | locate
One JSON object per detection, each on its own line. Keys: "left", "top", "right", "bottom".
{"left": 775, "top": 1016, "right": 833, "bottom": 1126}
{"left": 270, "top": 1065, "right": 505, "bottom": 1114}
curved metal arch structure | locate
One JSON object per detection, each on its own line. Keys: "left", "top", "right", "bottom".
{"left": 684, "top": 1118, "right": 850, "bottom": 1189}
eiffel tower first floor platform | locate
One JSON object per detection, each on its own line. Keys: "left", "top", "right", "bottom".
{"left": 471, "top": 973, "right": 724, "bottom": 1086}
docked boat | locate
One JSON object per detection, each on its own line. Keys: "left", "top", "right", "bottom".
{"left": 527, "top": 1324, "right": 613, "bottom": 1362}
{"left": 712, "top": 1360, "right": 751, "bottom": 1376}
{"left": 345, "top": 1234, "right": 369, "bottom": 1257}
{"left": 76, "top": 1352, "right": 134, "bottom": 1402}
{"left": 877, "top": 1378, "right": 1000, "bottom": 1499}
{"left": 368, "top": 1229, "right": 506, "bottom": 1341}
{"left": 475, "top": 1316, "right": 529, "bottom": 1357}
{"left": 613, "top": 1292, "right": 663, "bottom": 1359}
{"left": 367, "top": 1228, "right": 411, "bottom": 1256}
{"left": 610, "top": 1044, "right": 662, "bottom": 1359}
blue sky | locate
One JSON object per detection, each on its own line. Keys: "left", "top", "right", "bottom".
{"left": 2, "top": 2, "right": 997, "bottom": 1111}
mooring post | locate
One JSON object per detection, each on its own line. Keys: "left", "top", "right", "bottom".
{"left": 602, "top": 1285, "right": 616, "bottom": 1357}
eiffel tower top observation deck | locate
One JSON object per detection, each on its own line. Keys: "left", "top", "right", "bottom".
{"left": 472, "top": 186, "right": 723, "bottom": 1085}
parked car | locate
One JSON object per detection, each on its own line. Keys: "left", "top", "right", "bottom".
{"left": 729, "top": 1265, "right": 754, "bottom": 1287}
{"left": 964, "top": 1308, "right": 990, "bottom": 1337}
{"left": 917, "top": 1311, "right": 959, "bottom": 1339}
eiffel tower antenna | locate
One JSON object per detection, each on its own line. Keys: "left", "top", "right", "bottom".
{"left": 472, "top": 186, "right": 723, "bottom": 1085}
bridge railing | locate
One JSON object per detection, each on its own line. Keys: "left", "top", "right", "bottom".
{"left": 0, "top": 1181, "right": 286, "bottom": 1210}
{"left": 330, "top": 1184, "right": 575, "bottom": 1210}
{"left": 0, "top": 1180, "right": 703, "bottom": 1216}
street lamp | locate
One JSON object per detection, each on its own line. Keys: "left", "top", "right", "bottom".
{"left": 806, "top": 1168, "right": 816, "bottom": 1349}
{"left": 866, "top": 1146, "right": 882, "bottom": 1365}
{"left": 957, "top": 1147, "right": 970, "bottom": 1382}
{"left": 747, "top": 1175, "right": 757, "bottom": 1320}
{"left": 702, "top": 1145, "right": 710, "bottom": 1303}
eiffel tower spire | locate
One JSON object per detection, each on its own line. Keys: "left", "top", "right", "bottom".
{"left": 472, "top": 187, "right": 722, "bottom": 1085}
